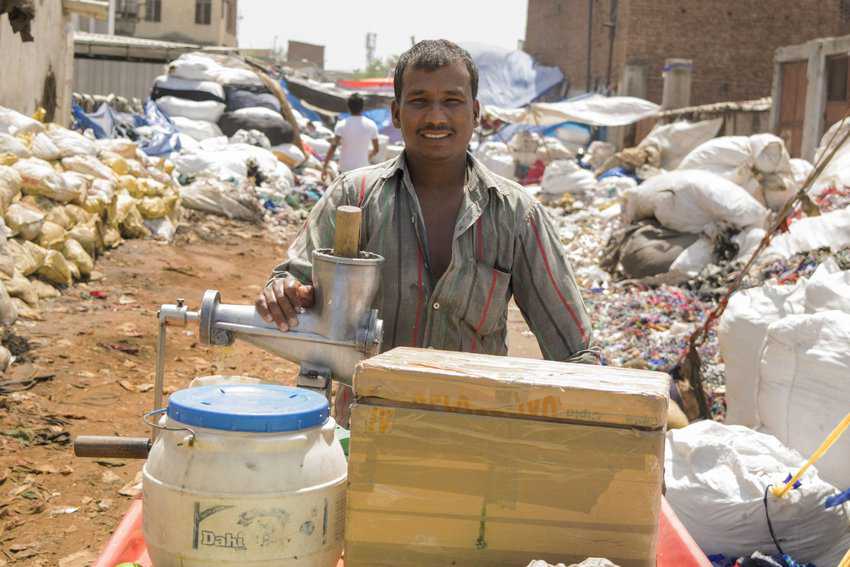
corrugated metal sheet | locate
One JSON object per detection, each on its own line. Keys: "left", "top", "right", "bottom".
{"left": 73, "top": 58, "right": 163, "bottom": 100}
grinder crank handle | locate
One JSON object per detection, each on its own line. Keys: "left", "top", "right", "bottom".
{"left": 333, "top": 205, "right": 362, "bottom": 258}
{"left": 74, "top": 435, "right": 151, "bottom": 459}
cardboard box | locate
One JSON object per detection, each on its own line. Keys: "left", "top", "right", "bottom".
{"left": 346, "top": 348, "right": 669, "bottom": 567}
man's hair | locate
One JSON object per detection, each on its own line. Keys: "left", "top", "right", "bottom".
{"left": 347, "top": 93, "right": 365, "bottom": 115}
{"left": 393, "top": 40, "right": 478, "bottom": 101}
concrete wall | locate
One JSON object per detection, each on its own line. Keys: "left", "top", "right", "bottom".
{"left": 133, "top": 0, "right": 236, "bottom": 46}
{"left": 525, "top": 0, "right": 847, "bottom": 105}
{"left": 0, "top": 2, "right": 74, "bottom": 125}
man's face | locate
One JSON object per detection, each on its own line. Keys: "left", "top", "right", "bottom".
{"left": 392, "top": 60, "right": 479, "bottom": 163}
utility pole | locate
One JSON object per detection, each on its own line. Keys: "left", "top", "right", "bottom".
{"left": 586, "top": 0, "right": 594, "bottom": 93}
{"left": 604, "top": 0, "right": 618, "bottom": 94}
{"left": 366, "top": 32, "right": 377, "bottom": 68}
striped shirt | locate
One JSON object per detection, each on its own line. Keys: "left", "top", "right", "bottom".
{"left": 270, "top": 152, "right": 596, "bottom": 363}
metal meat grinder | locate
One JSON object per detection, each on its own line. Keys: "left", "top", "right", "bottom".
{"left": 75, "top": 206, "right": 384, "bottom": 459}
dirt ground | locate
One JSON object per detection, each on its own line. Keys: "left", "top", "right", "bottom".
{"left": 0, "top": 212, "right": 541, "bottom": 566}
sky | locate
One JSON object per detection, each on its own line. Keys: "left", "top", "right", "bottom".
{"left": 237, "top": 0, "right": 528, "bottom": 71}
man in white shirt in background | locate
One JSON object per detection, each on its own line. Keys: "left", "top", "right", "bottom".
{"left": 321, "top": 93, "right": 380, "bottom": 181}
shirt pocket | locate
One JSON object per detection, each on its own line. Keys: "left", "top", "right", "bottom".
{"left": 462, "top": 261, "right": 511, "bottom": 338}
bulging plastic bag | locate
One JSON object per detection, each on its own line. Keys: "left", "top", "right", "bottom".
{"left": 58, "top": 171, "right": 90, "bottom": 206}
{"left": 156, "top": 96, "right": 226, "bottom": 123}
{"left": 172, "top": 116, "right": 224, "bottom": 142}
{"left": 4, "top": 270, "right": 38, "bottom": 306}
{"left": 0, "top": 279, "right": 17, "bottom": 327}
{"left": 30, "top": 278, "right": 60, "bottom": 300}
{"left": 99, "top": 151, "right": 130, "bottom": 176}
{"left": 11, "top": 297, "right": 41, "bottom": 320}
{"left": 6, "top": 239, "right": 39, "bottom": 275}
{"left": 30, "top": 132, "right": 61, "bottom": 161}
{"left": 36, "top": 221, "right": 66, "bottom": 250}
{"left": 0, "top": 107, "right": 44, "bottom": 136}
{"left": 120, "top": 205, "right": 151, "bottom": 239}
{"left": 0, "top": 133, "right": 30, "bottom": 158}
{"left": 99, "top": 224, "right": 123, "bottom": 249}
{"left": 0, "top": 166, "right": 22, "bottom": 213}
{"left": 45, "top": 204, "right": 74, "bottom": 230}
{"left": 95, "top": 138, "right": 138, "bottom": 160}
{"left": 13, "top": 158, "right": 76, "bottom": 202}
{"left": 62, "top": 239, "right": 93, "bottom": 278}
{"left": 46, "top": 125, "right": 97, "bottom": 158}
{"left": 541, "top": 159, "right": 597, "bottom": 196}
{"left": 5, "top": 202, "right": 44, "bottom": 241}
{"left": 37, "top": 249, "right": 72, "bottom": 286}
{"left": 666, "top": 421, "right": 850, "bottom": 567}
{"left": 67, "top": 219, "right": 98, "bottom": 258}
{"left": 22, "top": 241, "right": 48, "bottom": 270}
{"left": 61, "top": 155, "right": 118, "bottom": 183}
{"left": 137, "top": 195, "right": 177, "bottom": 220}
{"left": 144, "top": 217, "right": 177, "bottom": 242}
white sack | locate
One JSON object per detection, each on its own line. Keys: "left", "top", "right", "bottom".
{"left": 156, "top": 96, "right": 226, "bottom": 123}
{"left": 641, "top": 118, "right": 723, "bottom": 170}
{"left": 765, "top": 208, "right": 850, "bottom": 259}
{"left": 0, "top": 106, "right": 44, "bottom": 135}
{"left": 541, "top": 159, "right": 596, "bottom": 196}
{"left": 624, "top": 170, "right": 768, "bottom": 233}
{"left": 212, "top": 67, "right": 263, "bottom": 86}
{"left": 232, "top": 106, "right": 287, "bottom": 125}
{"left": 0, "top": 133, "right": 31, "bottom": 158}
{"left": 271, "top": 143, "right": 306, "bottom": 165}
{"left": 30, "top": 132, "right": 61, "bottom": 161}
{"left": 46, "top": 126, "right": 98, "bottom": 157}
{"left": 666, "top": 421, "right": 850, "bottom": 567}
{"left": 153, "top": 74, "right": 225, "bottom": 101}
{"left": 759, "top": 310, "right": 850, "bottom": 489}
{"left": 171, "top": 116, "right": 224, "bottom": 142}
{"left": 166, "top": 53, "right": 220, "bottom": 82}
{"left": 718, "top": 280, "right": 807, "bottom": 426}
{"left": 179, "top": 178, "right": 262, "bottom": 221}
{"left": 669, "top": 237, "right": 714, "bottom": 275}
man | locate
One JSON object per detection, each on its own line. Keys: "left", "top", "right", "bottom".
{"left": 258, "top": 40, "right": 595, "bottom": 420}
{"left": 321, "top": 93, "right": 380, "bottom": 180}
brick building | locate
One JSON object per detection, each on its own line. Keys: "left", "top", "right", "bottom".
{"left": 287, "top": 40, "right": 325, "bottom": 70}
{"left": 524, "top": 0, "right": 848, "bottom": 106}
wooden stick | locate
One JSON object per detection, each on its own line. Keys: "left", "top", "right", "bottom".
{"left": 333, "top": 206, "right": 362, "bottom": 258}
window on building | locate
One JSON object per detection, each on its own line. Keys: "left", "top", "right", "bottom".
{"left": 226, "top": 0, "right": 237, "bottom": 34}
{"left": 116, "top": 0, "right": 138, "bottom": 17}
{"left": 144, "top": 0, "right": 161, "bottom": 22}
{"left": 843, "top": 0, "right": 850, "bottom": 23}
{"left": 827, "top": 55, "right": 849, "bottom": 102}
{"left": 195, "top": 0, "right": 212, "bottom": 25}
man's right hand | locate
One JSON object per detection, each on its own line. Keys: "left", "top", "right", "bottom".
{"left": 255, "top": 277, "right": 315, "bottom": 332}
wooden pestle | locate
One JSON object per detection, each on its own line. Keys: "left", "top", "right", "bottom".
{"left": 333, "top": 206, "right": 362, "bottom": 258}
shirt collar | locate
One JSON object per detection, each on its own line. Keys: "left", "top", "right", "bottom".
{"left": 379, "top": 150, "right": 509, "bottom": 197}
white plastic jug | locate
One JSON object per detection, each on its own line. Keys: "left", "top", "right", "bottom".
{"left": 143, "top": 384, "right": 346, "bottom": 566}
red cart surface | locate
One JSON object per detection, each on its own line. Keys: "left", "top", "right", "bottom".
{"left": 93, "top": 497, "right": 710, "bottom": 567}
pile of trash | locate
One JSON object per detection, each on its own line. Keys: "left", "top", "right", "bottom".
{"left": 140, "top": 52, "right": 338, "bottom": 224}
{"left": 0, "top": 105, "right": 181, "bottom": 367}
{"left": 151, "top": 52, "right": 294, "bottom": 148}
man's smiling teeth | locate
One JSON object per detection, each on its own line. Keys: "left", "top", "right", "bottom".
{"left": 422, "top": 132, "right": 451, "bottom": 139}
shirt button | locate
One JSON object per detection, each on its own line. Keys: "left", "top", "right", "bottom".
{"left": 433, "top": 302, "right": 440, "bottom": 310}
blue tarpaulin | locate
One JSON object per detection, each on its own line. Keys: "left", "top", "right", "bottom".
{"left": 71, "top": 99, "right": 181, "bottom": 156}
{"left": 280, "top": 80, "right": 322, "bottom": 123}
{"left": 463, "top": 43, "right": 564, "bottom": 109}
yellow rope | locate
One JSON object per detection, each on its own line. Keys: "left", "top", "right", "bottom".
{"left": 772, "top": 412, "right": 850, "bottom": 498}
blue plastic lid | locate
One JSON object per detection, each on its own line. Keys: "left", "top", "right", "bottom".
{"left": 167, "top": 384, "right": 329, "bottom": 433}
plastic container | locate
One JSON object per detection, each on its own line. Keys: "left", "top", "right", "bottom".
{"left": 143, "top": 384, "right": 347, "bottom": 566}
